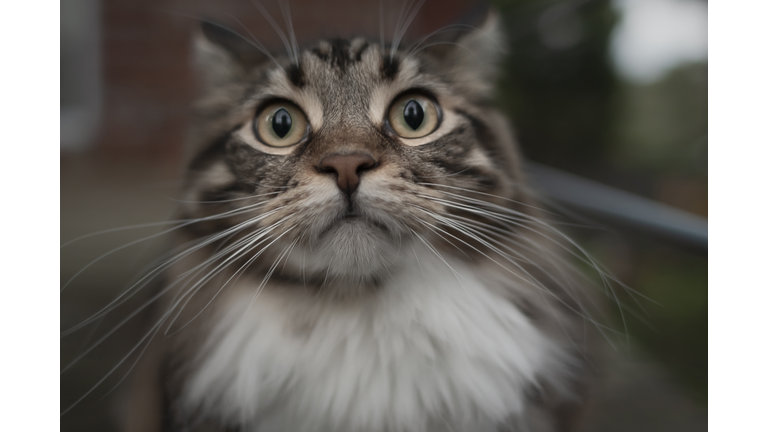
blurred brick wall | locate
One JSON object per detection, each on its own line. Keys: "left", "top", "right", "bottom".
{"left": 94, "top": 0, "right": 478, "bottom": 164}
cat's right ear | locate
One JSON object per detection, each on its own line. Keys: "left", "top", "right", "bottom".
{"left": 194, "top": 21, "right": 269, "bottom": 86}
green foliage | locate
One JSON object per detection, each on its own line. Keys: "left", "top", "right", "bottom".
{"left": 630, "top": 249, "right": 708, "bottom": 403}
{"left": 612, "top": 63, "right": 708, "bottom": 176}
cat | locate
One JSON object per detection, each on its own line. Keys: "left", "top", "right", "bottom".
{"left": 116, "top": 11, "right": 601, "bottom": 432}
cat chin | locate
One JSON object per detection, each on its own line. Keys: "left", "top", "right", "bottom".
{"left": 289, "top": 218, "right": 404, "bottom": 284}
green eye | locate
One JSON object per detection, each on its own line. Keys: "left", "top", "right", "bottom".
{"left": 253, "top": 102, "right": 308, "bottom": 147}
{"left": 387, "top": 94, "right": 439, "bottom": 138}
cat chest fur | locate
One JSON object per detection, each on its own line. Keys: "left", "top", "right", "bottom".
{"left": 182, "top": 250, "right": 567, "bottom": 432}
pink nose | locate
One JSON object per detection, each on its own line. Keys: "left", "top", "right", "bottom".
{"left": 318, "top": 152, "right": 378, "bottom": 195}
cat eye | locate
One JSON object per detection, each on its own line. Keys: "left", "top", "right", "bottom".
{"left": 387, "top": 93, "right": 440, "bottom": 139}
{"left": 253, "top": 101, "right": 309, "bottom": 148}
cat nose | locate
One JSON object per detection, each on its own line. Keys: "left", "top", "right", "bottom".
{"left": 318, "top": 152, "right": 378, "bottom": 195}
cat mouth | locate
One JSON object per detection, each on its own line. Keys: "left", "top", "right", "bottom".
{"left": 317, "top": 208, "right": 391, "bottom": 238}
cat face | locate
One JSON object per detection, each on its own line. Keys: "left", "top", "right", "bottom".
{"left": 181, "top": 16, "right": 531, "bottom": 288}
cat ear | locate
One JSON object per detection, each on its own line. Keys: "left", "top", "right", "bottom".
{"left": 421, "top": 11, "right": 506, "bottom": 98}
{"left": 193, "top": 21, "right": 270, "bottom": 85}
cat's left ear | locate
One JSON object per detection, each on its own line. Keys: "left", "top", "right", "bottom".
{"left": 193, "top": 21, "right": 270, "bottom": 86}
{"left": 421, "top": 11, "right": 506, "bottom": 98}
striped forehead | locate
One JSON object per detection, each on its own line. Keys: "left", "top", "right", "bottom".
{"left": 297, "top": 39, "right": 424, "bottom": 127}
{"left": 261, "top": 39, "right": 427, "bottom": 131}
{"left": 299, "top": 38, "right": 400, "bottom": 81}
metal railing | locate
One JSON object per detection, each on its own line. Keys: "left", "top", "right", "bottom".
{"left": 524, "top": 161, "right": 708, "bottom": 252}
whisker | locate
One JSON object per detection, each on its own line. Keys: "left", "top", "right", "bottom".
{"left": 224, "top": 13, "right": 285, "bottom": 69}
{"left": 60, "top": 316, "right": 167, "bottom": 417}
{"left": 278, "top": 0, "right": 299, "bottom": 65}
{"left": 404, "top": 23, "right": 479, "bottom": 57}
{"left": 244, "top": 226, "right": 298, "bottom": 312}
{"left": 61, "top": 221, "right": 287, "bottom": 407}
{"left": 408, "top": 228, "right": 467, "bottom": 291}
{"left": 415, "top": 209, "right": 615, "bottom": 337}
{"left": 174, "top": 217, "right": 279, "bottom": 280}
{"left": 96, "top": 316, "right": 166, "bottom": 403}
{"left": 61, "top": 206, "right": 285, "bottom": 337}
{"left": 427, "top": 194, "right": 651, "bottom": 302}
{"left": 61, "top": 192, "right": 279, "bottom": 248}
{"left": 416, "top": 192, "right": 655, "bottom": 346}
{"left": 426, "top": 211, "right": 569, "bottom": 289}
{"left": 424, "top": 196, "right": 607, "bottom": 274}
{"left": 439, "top": 212, "right": 583, "bottom": 288}
{"left": 420, "top": 220, "right": 612, "bottom": 354}
{"left": 414, "top": 218, "right": 472, "bottom": 261}
{"left": 402, "top": 21, "right": 509, "bottom": 65}
{"left": 61, "top": 219, "right": 193, "bottom": 249}
{"left": 441, "top": 216, "right": 611, "bottom": 326}
{"left": 63, "top": 251, "right": 231, "bottom": 371}
{"left": 389, "top": 0, "right": 411, "bottom": 59}
{"left": 166, "top": 190, "right": 282, "bottom": 205}
{"left": 417, "top": 182, "right": 560, "bottom": 217}
{"left": 406, "top": 41, "right": 475, "bottom": 59}
{"left": 164, "top": 222, "right": 287, "bottom": 334}
{"left": 247, "top": 0, "right": 297, "bottom": 66}
{"left": 158, "top": 9, "right": 284, "bottom": 71}
{"left": 390, "top": 0, "right": 426, "bottom": 59}
{"left": 60, "top": 201, "right": 270, "bottom": 292}
{"left": 379, "top": 0, "right": 385, "bottom": 53}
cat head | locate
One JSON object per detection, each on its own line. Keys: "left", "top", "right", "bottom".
{"left": 181, "top": 14, "right": 533, "bottom": 291}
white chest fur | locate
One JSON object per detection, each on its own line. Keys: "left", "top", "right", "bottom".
{"left": 183, "top": 248, "right": 565, "bottom": 432}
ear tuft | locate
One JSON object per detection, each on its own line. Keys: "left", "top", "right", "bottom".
{"left": 459, "top": 11, "right": 505, "bottom": 70}
{"left": 200, "top": 21, "right": 269, "bottom": 66}
{"left": 193, "top": 21, "right": 269, "bottom": 86}
{"left": 421, "top": 10, "right": 506, "bottom": 98}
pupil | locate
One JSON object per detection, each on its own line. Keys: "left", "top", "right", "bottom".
{"left": 272, "top": 108, "right": 292, "bottom": 138}
{"left": 403, "top": 100, "right": 424, "bottom": 130}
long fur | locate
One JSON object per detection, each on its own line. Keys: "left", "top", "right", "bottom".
{"left": 118, "top": 12, "right": 600, "bottom": 432}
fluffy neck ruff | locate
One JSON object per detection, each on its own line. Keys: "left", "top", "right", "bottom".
{"left": 182, "top": 245, "right": 573, "bottom": 432}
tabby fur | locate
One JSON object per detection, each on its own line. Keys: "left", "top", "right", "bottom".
{"left": 123, "top": 13, "right": 597, "bottom": 432}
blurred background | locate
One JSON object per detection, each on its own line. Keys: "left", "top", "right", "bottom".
{"left": 61, "top": 0, "right": 707, "bottom": 430}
